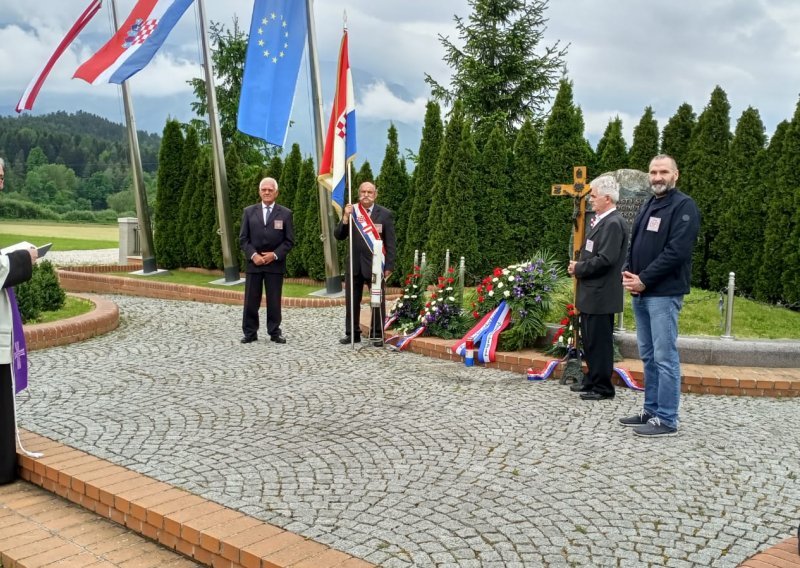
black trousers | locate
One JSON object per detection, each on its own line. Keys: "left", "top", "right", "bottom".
{"left": 580, "top": 313, "right": 616, "bottom": 396}
{"left": 0, "top": 365, "right": 17, "bottom": 484}
{"left": 343, "top": 273, "right": 384, "bottom": 338}
{"left": 242, "top": 272, "right": 283, "bottom": 339}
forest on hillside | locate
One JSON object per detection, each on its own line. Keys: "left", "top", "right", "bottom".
{"left": 0, "top": 111, "right": 161, "bottom": 222}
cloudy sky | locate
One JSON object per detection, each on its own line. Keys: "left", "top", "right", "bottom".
{"left": 2, "top": 0, "right": 800, "bottom": 167}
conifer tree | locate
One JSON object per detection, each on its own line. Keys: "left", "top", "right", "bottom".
{"left": 225, "top": 143, "right": 251, "bottom": 270}
{"left": 375, "top": 125, "right": 409, "bottom": 281}
{"left": 300, "top": 158, "right": 327, "bottom": 281}
{"left": 195, "top": 148, "right": 219, "bottom": 269}
{"left": 707, "top": 107, "right": 766, "bottom": 292}
{"left": 683, "top": 86, "right": 732, "bottom": 288}
{"left": 597, "top": 117, "right": 628, "bottom": 174}
{"left": 403, "top": 101, "right": 443, "bottom": 274}
{"left": 176, "top": 126, "right": 200, "bottom": 267}
{"left": 510, "top": 119, "right": 543, "bottom": 260}
{"left": 426, "top": 101, "right": 465, "bottom": 270}
{"left": 287, "top": 156, "right": 315, "bottom": 278}
{"left": 474, "top": 124, "right": 511, "bottom": 275}
{"left": 354, "top": 160, "right": 374, "bottom": 188}
{"left": 779, "top": 101, "right": 800, "bottom": 304}
{"left": 154, "top": 120, "right": 184, "bottom": 269}
{"left": 537, "top": 80, "right": 592, "bottom": 257}
{"left": 440, "top": 123, "right": 479, "bottom": 276}
{"left": 278, "top": 143, "right": 302, "bottom": 209}
{"left": 755, "top": 121, "right": 789, "bottom": 302}
{"left": 628, "top": 106, "right": 659, "bottom": 171}
{"left": 425, "top": 0, "right": 566, "bottom": 134}
{"left": 266, "top": 155, "right": 284, "bottom": 185}
{"left": 661, "top": 103, "right": 696, "bottom": 171}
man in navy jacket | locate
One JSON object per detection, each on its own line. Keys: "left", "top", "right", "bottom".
{"left": 239, "top": 177, "right": 294, "bottom": 344}
{"left": 620, "top": 155, "right": 700, "bottom": 437}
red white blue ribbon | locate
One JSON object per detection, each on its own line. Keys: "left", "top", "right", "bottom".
{"left": 385, "top": 325, "right": 427, "bottom": 351}
{"left": 613, "top": 367, "right": 643, "bottom": 391}
{"left": 383, "top": 312, "right": 399, "bottom": 330}
{"left": 452, "top": 301, "right": 511, "bottom": 364}
{"left": 527, "top": 359, "right": 560, "bottom": 381}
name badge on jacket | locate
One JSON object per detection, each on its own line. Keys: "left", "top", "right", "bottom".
{"left": 647, "top": 217, "right": 661, "bottom": 232}
{"left": 274, "top": 220, "right": 283, "bottom": 230}
{"left": 585, "top": 239, "right": 594, "bottom": 253}
{"left": 374, "top": 223, "right": 383, "bottom": 233}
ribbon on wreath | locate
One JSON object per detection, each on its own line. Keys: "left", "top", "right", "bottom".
{"left": 526, "top": 358, "right": 644, "bottom": 391}
{"left": 385, "top": 324, "right": 427, "bottom": 351}
{"left": 383, "top": 312, "right": 399, "bottom": 330}
{"left": 452, "top": 301, "right": 512, "bottom": 363}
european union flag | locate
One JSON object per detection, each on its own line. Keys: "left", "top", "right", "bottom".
{"left": 237, "top": 0, "right": 307, "bottom": 146}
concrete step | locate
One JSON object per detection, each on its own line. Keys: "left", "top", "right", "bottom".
{"left": 12, "top": 430, "right": 374, "bottom": 568}
{"left": 0, "top": 481, "right": 200, "bottom": 567}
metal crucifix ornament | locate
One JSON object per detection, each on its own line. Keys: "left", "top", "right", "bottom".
{"left": 551, "top": 166, "right": 591, "bottom": 385}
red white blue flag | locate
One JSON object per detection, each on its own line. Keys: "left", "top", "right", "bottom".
{"left": 16, "top": 0, "right": 103, "bottom": 112}
{"left": 318, "top": 30, "right": 357, "bottom": 213}
{"left": 74, "top": 0, "right": 194, "bottom": 85}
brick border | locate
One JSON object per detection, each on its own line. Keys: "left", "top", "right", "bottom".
{"left": 16, "top": 430, "right": 374, "bottom": 568}
{"left": 24, "top": 293, "right": 119, "bottom": 351}
{"left": 377, "top": 324, "right": 800, "bottom": 398}
{"left": 738, "top": 536, "right": 799, "bottom": 567}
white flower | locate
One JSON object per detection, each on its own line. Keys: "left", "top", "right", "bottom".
{"left": 558, "top": 336, "right": 565, "bottom": 344}
{"left": 497, "top": 282, "right": 504, "bottom": 289}
{"left": 412, "top": 284, "right": 418, "bottom": 289}
{"left": 492, "top": 277, "right": 499, "bottom": 283}
{"left": 502, "top": 269, "right": 510, "bottom": 275}
{"left": 403, "top": 294, "right": 410, "bottom": 299}
{"left": 516, "top": 266, "right": 523, "bottom": 272}
{"left": 507, "top": 276, "right": 515, "bottom": 282}
{"left": 448, "top": 296, "right": 455, "bottom": 302}
{"left": 488, "top": 290, "right": 494, "bottom": 297}
{"left": 397, "top": 302, "right": 404, "bottom": 308}
{"left": 503, "top": 290, "right": 510, "bottom": 297}
{"left": 411, "top": 295, "right": 417, "bottom": 299}
{"left": 446, "top": 286, "right": 453, "bottom": 291}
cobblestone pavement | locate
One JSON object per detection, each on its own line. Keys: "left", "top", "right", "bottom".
{"left": 17, "top": 296, "right": 800, "bottom": 567}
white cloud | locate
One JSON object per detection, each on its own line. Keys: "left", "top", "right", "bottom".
{"left": 358, "top": 81, "right": 428, "bottom": 123}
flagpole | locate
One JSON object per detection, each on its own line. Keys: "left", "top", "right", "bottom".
{"left": 306, "top": 0, "right": 342, "bottom": 295}
{"left": 347, "top": 160, "right": 356, "bottom": 347}
{"left": 196, "top": 0, "right": 239, "bottom": 283}
{"left": 110, "top": 0, "right": 157, "bottom": 274}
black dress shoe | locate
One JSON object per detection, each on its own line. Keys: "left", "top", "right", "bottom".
{"left": 240, "top": 336, "right": 258, "bottom": 344}
{"left": 270, "top": 335, "right": 287, "bottom": 344}
{"left": 372, "top": 340, "right": 383, "bottom": 347}
{"left": 339, "top": 336, "right": 361, "bottom": 344}
{"left": 570, "top": 383, "right": 593, "bottom": 392}
{"left": 580, "top": 392, "right": 615, "bottom": 401}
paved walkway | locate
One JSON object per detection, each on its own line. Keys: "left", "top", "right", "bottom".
{"left": 16, "top": 296, "right": 800, "bottom": 567}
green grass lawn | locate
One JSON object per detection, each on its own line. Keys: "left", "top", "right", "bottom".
{"left": 109, "top": 269, "right": 322, "bottom": 297}
{"left": 0, "top": 233, "right": 117, "bottom": 251}
{"left": 29, "top": 296, "right": 94, "bottom": 325}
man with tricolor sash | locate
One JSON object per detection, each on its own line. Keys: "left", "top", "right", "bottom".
{"left": 0, "top": 158, "right": 39, "bottom": 484}
{"left": 334, "top": 182, "right": 396, "bottom": 346}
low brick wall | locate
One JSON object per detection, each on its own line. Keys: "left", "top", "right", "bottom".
{"left": 24, "top": 293, "right": 119, "bottom": 351}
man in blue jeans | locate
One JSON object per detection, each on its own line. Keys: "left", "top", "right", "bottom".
{"left": 620, "top": 155, "right": 700, "bottom": 437}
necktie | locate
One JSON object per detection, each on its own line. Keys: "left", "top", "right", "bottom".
{"left": 590, "top": 215, "right": 598, "bottom": 229}
{"left": 264, "top": 206, "right": 271, "bottom": 225}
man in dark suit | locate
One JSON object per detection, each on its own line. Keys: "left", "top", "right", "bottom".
{"left": 334, "top": 181, "right": 396, "bottom": 345}
{"left": 239, "top": 177, "right": 294, "bottom": 344}
{"left": 567, "top": 175, "right": 629, "bottom": 400}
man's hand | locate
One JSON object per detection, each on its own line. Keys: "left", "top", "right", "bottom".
{"left": 384, "top": 269, "right": 392, "bottom": 279}
{"left": 622, "top": 270, "right": 645, "bottom": 294}
{"left": 28, "top": 246, "right": 38, "bottom": 263}
{"left": 567, "top": 260, "right": 577, "bottom": 276}
{"left": 342, "top": 203, "right": 353, "bottom": 224}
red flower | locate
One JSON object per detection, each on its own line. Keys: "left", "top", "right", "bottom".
{"left": 447, "top": 266, "right": 455, "bottom": 273}
{"left": 560, "top": 317, "right": 570, "bottom": 325}
{"left": 478, "top": 296, "right": 484, "bottom": 302}
{"left": 472, "top": 310, "right": 480, "bottom": 318}
{"left": 471, "top": 302, "right": 476, "bottom": 308}
{"left": 438, "top": 283, "right": 445, "bottom": 290}
{"left": 486, "top": 284, "right": 493, "bottom": 292}
{"left": 425, "top": 302, "right": 431, "bottom": 308}
{"left": 430, "top": 293, "right": 437, "bottom": 299}
{"left": 493, "top": 267, "right": 503, "bottom": 277}
{"left": 566, "top": 303, "right": 575, "bottom": 309}
{"left": 447, "top": 277, "right": 454, "bottom": 284}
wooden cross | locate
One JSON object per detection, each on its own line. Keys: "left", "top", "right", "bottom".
{"left": 551, "top": 166, "right": 591, "bottom": 384}
{"left": 551, "top": 166, "right": 591, "bottom": 262}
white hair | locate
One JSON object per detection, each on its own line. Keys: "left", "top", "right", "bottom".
{"left": 590, "top": 175, "right": 620, "bottom": 203}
